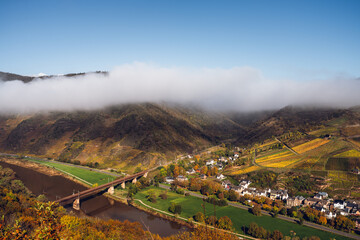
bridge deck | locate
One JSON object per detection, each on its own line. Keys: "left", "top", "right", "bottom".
{"left": 55, "top": 170, "right": 148, "bottom": 204}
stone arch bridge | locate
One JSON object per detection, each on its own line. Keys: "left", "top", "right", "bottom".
{"left": 55, "top": 170, "right": 148, "bottom": 210}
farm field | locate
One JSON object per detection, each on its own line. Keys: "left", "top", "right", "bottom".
{"left": 309, "top": 127, "right": 338, "bottom": 137}
{"left": 256, "top": 149, "right": 294, "bottom": 163}
{"left": 334, "top": 149, "right": 360, "bottom": 158}
{"left": 292, "top": 138, "right": 330, "bottom": 154}
{"left": 294, "top": 157, "right": 320, "bottom": 169}
{"left": 257, "top": 140, "right": 277, "bottom": 149}
{"left": 260, "top": 156, "right": 301, "bottom": 168}
{"left": 227, "top": 165, "right": 262, "bottom": 175}
{"left": 134, "top": 187, "right": 349, "bottom": 240}
{"left": 24, "top": 158, "right": 115, "bottom": 185}
{"left": 326, "top": 157, "right": 360, "bottom": 171}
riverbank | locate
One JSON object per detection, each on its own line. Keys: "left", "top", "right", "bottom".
{"left": 0, "top": 157, "right": 190, "bottom": 236}
{"left": 0, "top": 157, "right": 91, "bottom": 189}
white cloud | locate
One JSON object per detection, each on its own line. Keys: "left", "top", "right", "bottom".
{"left": 0, "top": 62, "right": 359, "bottom": 114}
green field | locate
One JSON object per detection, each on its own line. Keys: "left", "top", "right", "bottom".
{"left": 25, "top": 158, "right": 115, "bottom": 185}
{"left": 326, "top": 157, "right": 360, "bottom": 171}
{"left": 134, "top": 187, "right": 350, "bottom": 240}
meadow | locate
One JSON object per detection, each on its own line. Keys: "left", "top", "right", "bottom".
{"left": 24, "top": 157, "right": 115, "bottom": 185}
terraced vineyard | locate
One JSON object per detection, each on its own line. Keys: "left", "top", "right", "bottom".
{"left": 227, "top": 165, "right": 262, "bottom": 175}
{"left": 256, "top": 149, "right": 294, "bottom": 163}
{"left": 292, "top": 138, "right": 330, "bottom": 154}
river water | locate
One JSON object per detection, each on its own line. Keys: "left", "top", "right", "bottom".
{"left": 0, "top": 161, "right": 188, "bottom": 237}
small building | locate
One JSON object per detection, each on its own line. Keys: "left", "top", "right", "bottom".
{"left": 325, "top": 210, "right": 337, "bottom": 219}
{"left": 256, "top": 190, "right": 267, "bottom": 197}
{"left": 186, "top": 169, "right": 196, "bottom": 174}
{"left": 314, "top": 192, "right": 328, "bottom": 199}
{"left": 304, "top": 198, "right": 319, "bottom": 206}
{"left": 231, "top": 185, "right": 243, "bottom": 194}
{"left": 334, "top": 200, "right": 346, "bottom": 210}
{"left": 339, "top": 208, "right": 350, "bottom": 216}
{"left": 176, "top": 175, "right": 188, "bottom": 182}
{"left": 216, "top": 174, "right": 226, "bottom": 180}
{"left": 239, "top": 180, "right": 251, "bottom": 189}
{"left": 286, "top": 196, "right": 305, "bottom": 207}
{"left": 200, "top": 174, "right": 207, "bottom": 180}
{"left": 165, "top": 176, "right": 175, "bottom": 183}
{"left": 206, "top": 160, "right": 215, "bottom": 166}
{"left": 222, "top": 180, "right": 231, "bottom": 190}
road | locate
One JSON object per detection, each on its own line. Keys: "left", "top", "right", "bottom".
{"left": 159, "top": 184, "right": 360, "bottom": 240}
{"left": 274, "top": 137, "right": 299, "bottom": 155}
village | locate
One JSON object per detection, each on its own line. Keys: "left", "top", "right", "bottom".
{"left": 160, "top": 152, "right": 360, "bottom": 231}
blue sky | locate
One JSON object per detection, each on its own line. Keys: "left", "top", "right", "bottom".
{"left": 0, "top": 0, "right": 359, "bottom": 80}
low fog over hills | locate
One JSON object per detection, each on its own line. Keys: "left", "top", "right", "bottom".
{"left": 1, "top": 63, "right": 359, "bottom": 114}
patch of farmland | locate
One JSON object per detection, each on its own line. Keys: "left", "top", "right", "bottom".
{"left": 294, "top": 157, "right": 320, "bottom": 169}
{"left": 325, "top": 157, "right": 360, "bottom": 171}
{"left": 260, "top": 156, "right": 301, "bottom": 168}
{"left": 341, "top": 125, "right": 360, "bottom": 137}
{"left": 334, "top": 149, "right": 360, "bottom": 158}
{"left": 348, "top": 138, "right": 360, "bottom": 148}
{"left": 292, "top": 138, "right": 330, "bottom": 154}
{"left": 257, "top": 140, "right": 277, "bottom": 149}
{"left": 229, "top": 165, "right": 262, "bottom": 175}
{"left": 256, "top": 149, "right": 294, "bottom": 163}
{"left": 309, "top": 127, "right": 338, "bottom": 137}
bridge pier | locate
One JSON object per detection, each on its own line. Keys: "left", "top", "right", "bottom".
{"left": 132, "top": 178, "right": 137, "bottom": 184}
{"left": 121, "top": 182, "right": 125, "bottom": 189}
{"left": 73, "top": 198, "right": 80, "bottom": 211}
{"left": 107, "top": 186, "right": 114, "bottom": 195}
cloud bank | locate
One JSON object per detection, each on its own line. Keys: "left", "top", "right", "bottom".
{"left": 0, "top": 62, "right": 359, "bottom": 114}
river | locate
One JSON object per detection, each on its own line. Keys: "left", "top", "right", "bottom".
{"left": 0, "top": 161, "right": 189, "bottom": 237}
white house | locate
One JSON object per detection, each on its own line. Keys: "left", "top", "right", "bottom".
{"left": 314, "top": 192, "right": 328, "bottom": 199}
{"left": 216, "top": 174, "right": 226, "bottom": 180}
{"left": 325, "top": 211, "right": 337, "bottom": 219}
{"left": 165, "top": 176, "right": 175, "bottom": 183}
{"left": 239, "top": 180, "right": 251, "bottom": 189}
{"left": 334, "top": 200, "right": 346, "bottom": 210}
{"left": 176, "top": 175, "right": 188, "bottom": 182}
{"left": 186, "top": 169, "right": 195, "bottom": 174}
{"left": 206, "top": 160, "right": 215, "bottom": 166}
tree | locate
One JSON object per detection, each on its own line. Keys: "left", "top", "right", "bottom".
{"left": 262, "top": 204, "right": 272, "bottom": 211}
{"left": 194, "top": 212, "right": 205, "bottom": 223}
{"left": 334, "top": 215, "right": 355, "bottom": 232}
{"left": 251, "top": 205, "right": 261, "bottom": 216}
{"left": 173, "top": 165, "right": 180, "bottom": 177}
{"left": 169, "top": 202, "right": 182, "bottom": 214}
{"left": 247, "top": 222, "right": 259, "bottom": 237}
{"left": 228, "top": 190, "right": 239, "bottom": 201}
{"left": 206, "top": 215, "right": 217, "bottom": 226}
{"left": 127, "top": 184, "right": 138, "bottom": 199}
{"left": 318, "top": 216, "right": 327, "bottom": 226}
{"left": 134, "top": 166, "right": 142, "bottom": 173}
{"left": 200, "top": 166, "right": 208, "bottom": 175}
{"left": 189, "top": 178, "right": 201, "bottom": 191}
{"left": 217, "top": 216, "right": 233, "bottom": 230}
{"left": 159, "top": 192, "right": 168, "bottom": 200}
{"left": 160, "top": 167, "right": 167, "bottom": 177}
{"left": 146, "top": 192, "right": 157, "bottom": 203}
{"left": 271, "top": 230, "right": 283, "bottom": 240}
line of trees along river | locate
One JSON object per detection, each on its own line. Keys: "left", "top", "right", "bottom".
{"left": 0, "top": 161, "right": 188, "bottom": 237}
